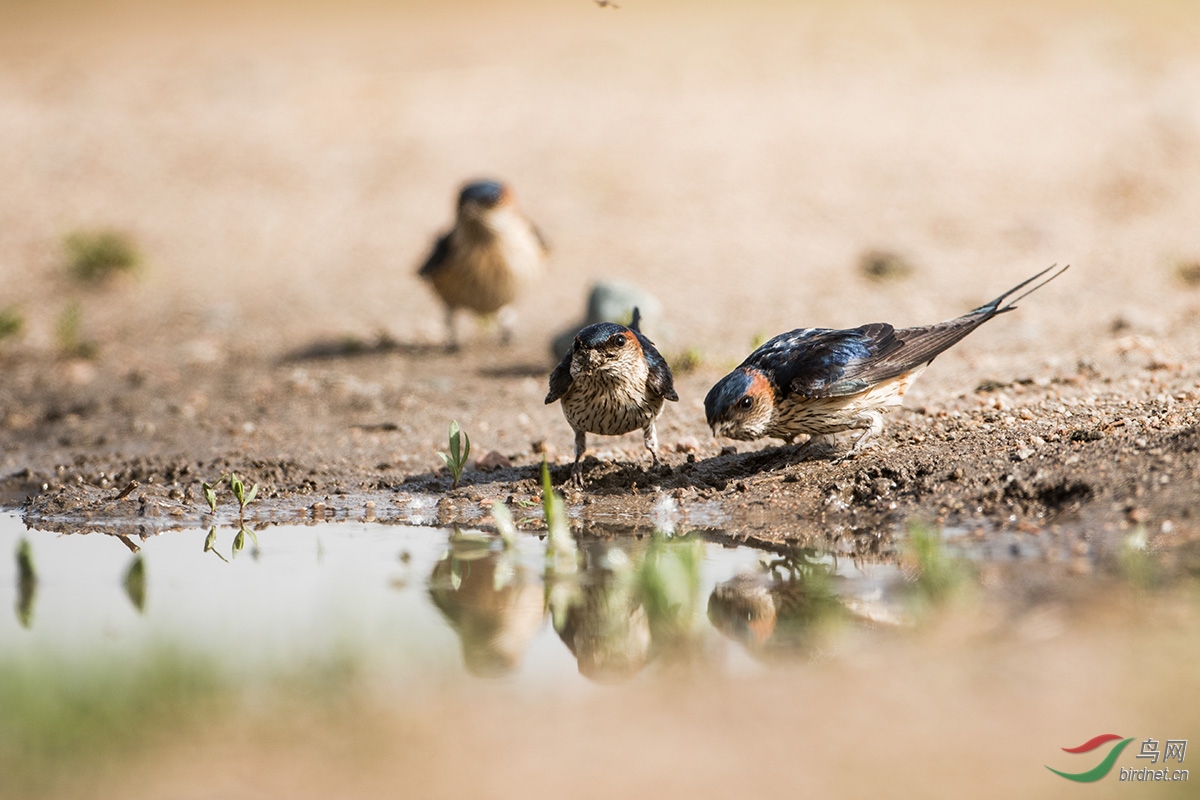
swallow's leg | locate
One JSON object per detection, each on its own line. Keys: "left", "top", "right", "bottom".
{"left": 835, "top": 411, "right": 885, "bottom": 463}
{"left": 496, "top": 306, "right": 517, "bottom": 345}
{"left": 643, "top": 421, "right": 661, "bottom": 466}
{"left": 571, "top": 429, "right": 587, "bottom": 487}
{"left": 443, "top": 308, "right": 460, "bottom": 352}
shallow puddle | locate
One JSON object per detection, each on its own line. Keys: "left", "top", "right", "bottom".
{"left": 0, "top": 511, "right": 920, "bottom": 684}
{"left": 3, "top": 509, "right": 1199, "bottom": 800}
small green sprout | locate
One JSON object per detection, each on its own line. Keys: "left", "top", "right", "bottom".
{"left": 229, "top": 473, "right": 258, "bottom": 516}
{"left": 64, "top": 228, "right": 140, "bottom": 284}
{"left": 437, "top": 420, "right": 471, "bottom": 488}
{"left": 201, "top": 481, "right": 218, "bottom": 514}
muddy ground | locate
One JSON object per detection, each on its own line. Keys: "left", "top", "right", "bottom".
{"left": 2, "top": 0, "right": 1200, "bottom": 558}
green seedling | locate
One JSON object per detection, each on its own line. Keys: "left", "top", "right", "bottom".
{"left": 0, "top": 306, "right": 22, "bottom": 343}
{"left": 437, "top": 420, "right": 471, "bottom": 488}
{"left": 64, "top": 228, "right": 140, "bottom": 284}
{"left": 201, "top": 481, "right": 218, "bottom": 514}
{"left": 229, "top": 472, "right": 258, "bottom": 517}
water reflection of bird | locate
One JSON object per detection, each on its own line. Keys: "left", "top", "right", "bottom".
{"left": 705, "top": 265, "right": 1067, "bottom": 458}
{"left": 551, "top": 540, "right": 652, "bottom": 682}
{"left": 417, "top": 179, "right": 548, "bottom": 349}
{"left": 427, "top": 541, "right": 546, "bottom": 678}
{"left": 545, "top": 308, "right": 678, "bottom": 485}
{"left": 549, "top": 535, "right": 706, "bottom": 681}
{"left": 707, "top": 560, "right": 848, "bottom": 657}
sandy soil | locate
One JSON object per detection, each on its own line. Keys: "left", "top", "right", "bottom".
{"left": 2, "top": 0, "right": 1200, "bottom": 557}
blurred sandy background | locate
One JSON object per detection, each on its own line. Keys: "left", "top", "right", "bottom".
{"left": 3, "top": 0, "right": 1200, "bottom": 378}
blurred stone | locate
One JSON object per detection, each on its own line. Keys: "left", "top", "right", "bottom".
{"left": 474, "top": 450, "right": 512, "bottom": 471}
{"left": 673, "top": 437, "right": 700, "bottom": 454}
{"left": 1175, "top": 260, "right": 1200, "bottom": 287}
{"left": 551, "top": 281, "right": 664, "bottom": 361}
{"left": 859, "top": 249, "right": 915, "bottom": 282}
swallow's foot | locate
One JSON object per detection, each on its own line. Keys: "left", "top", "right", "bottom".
{"left": 832, "top": 433, "right": 879, "bottom": 465}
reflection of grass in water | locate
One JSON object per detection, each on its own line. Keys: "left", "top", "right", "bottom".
{"left": 1119, "top": 525, "right": 1158, "bottom": 590}
{"left": 0, "top": 649, "right": 224, "bottom": 798}
{"left": 902, "top": 520, "right": 971, "bottom": 613}
{"left": 640, "top": 534, "right": 705, "bottom": 650}
{"left": 16, "top": 539, "right": 37, "bottom": 628}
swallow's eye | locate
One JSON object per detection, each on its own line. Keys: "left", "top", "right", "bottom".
{"left": 738, "top": 396, "right": 754, "bottom": 411}
{"left": 605, "top": 334, "right": 625, "bottom": 348}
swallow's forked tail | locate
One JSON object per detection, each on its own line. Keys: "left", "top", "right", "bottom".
{"left": 630, "top": 306, "right": 643, "bottom": 332}
{"left": 974, "top": 263, "right": 1070, "bottom": 317}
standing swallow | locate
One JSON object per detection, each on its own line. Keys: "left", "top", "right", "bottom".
{"left": 418, "top": 179, "right": 548, "bottom": 349}
{"left": 546, "top": 308, "right": 679, "bottom": 485}
{"left": 705, "top": 264, "right": 1068, "bottom": 458}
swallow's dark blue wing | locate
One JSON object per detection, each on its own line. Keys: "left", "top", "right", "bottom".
{"left": 745, "top": 265, "right": 1069, "bottom": 400}
{"left": 745, "top": 325, "right": 905, "bottom": 398}
{"left": 417, "top": 232, "right": 452, "bottom": 277}
{"left": 545, "top": 349, "right": 574, "bottom": 404}
{"left": 756, "top": 317, "right": 998, "bottom": 398}
{"left": 634, "top": 330, "right": 678, "bottom": 402}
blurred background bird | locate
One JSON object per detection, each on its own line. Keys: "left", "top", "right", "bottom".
{"left": 705, "top": 265, "right": 1068, "bottom": 459}
{"left": 546, "top": 308, "right": 678, "bottom": 485}
{"left": 417, "top": 179, "right": 548, "bottom": 349}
